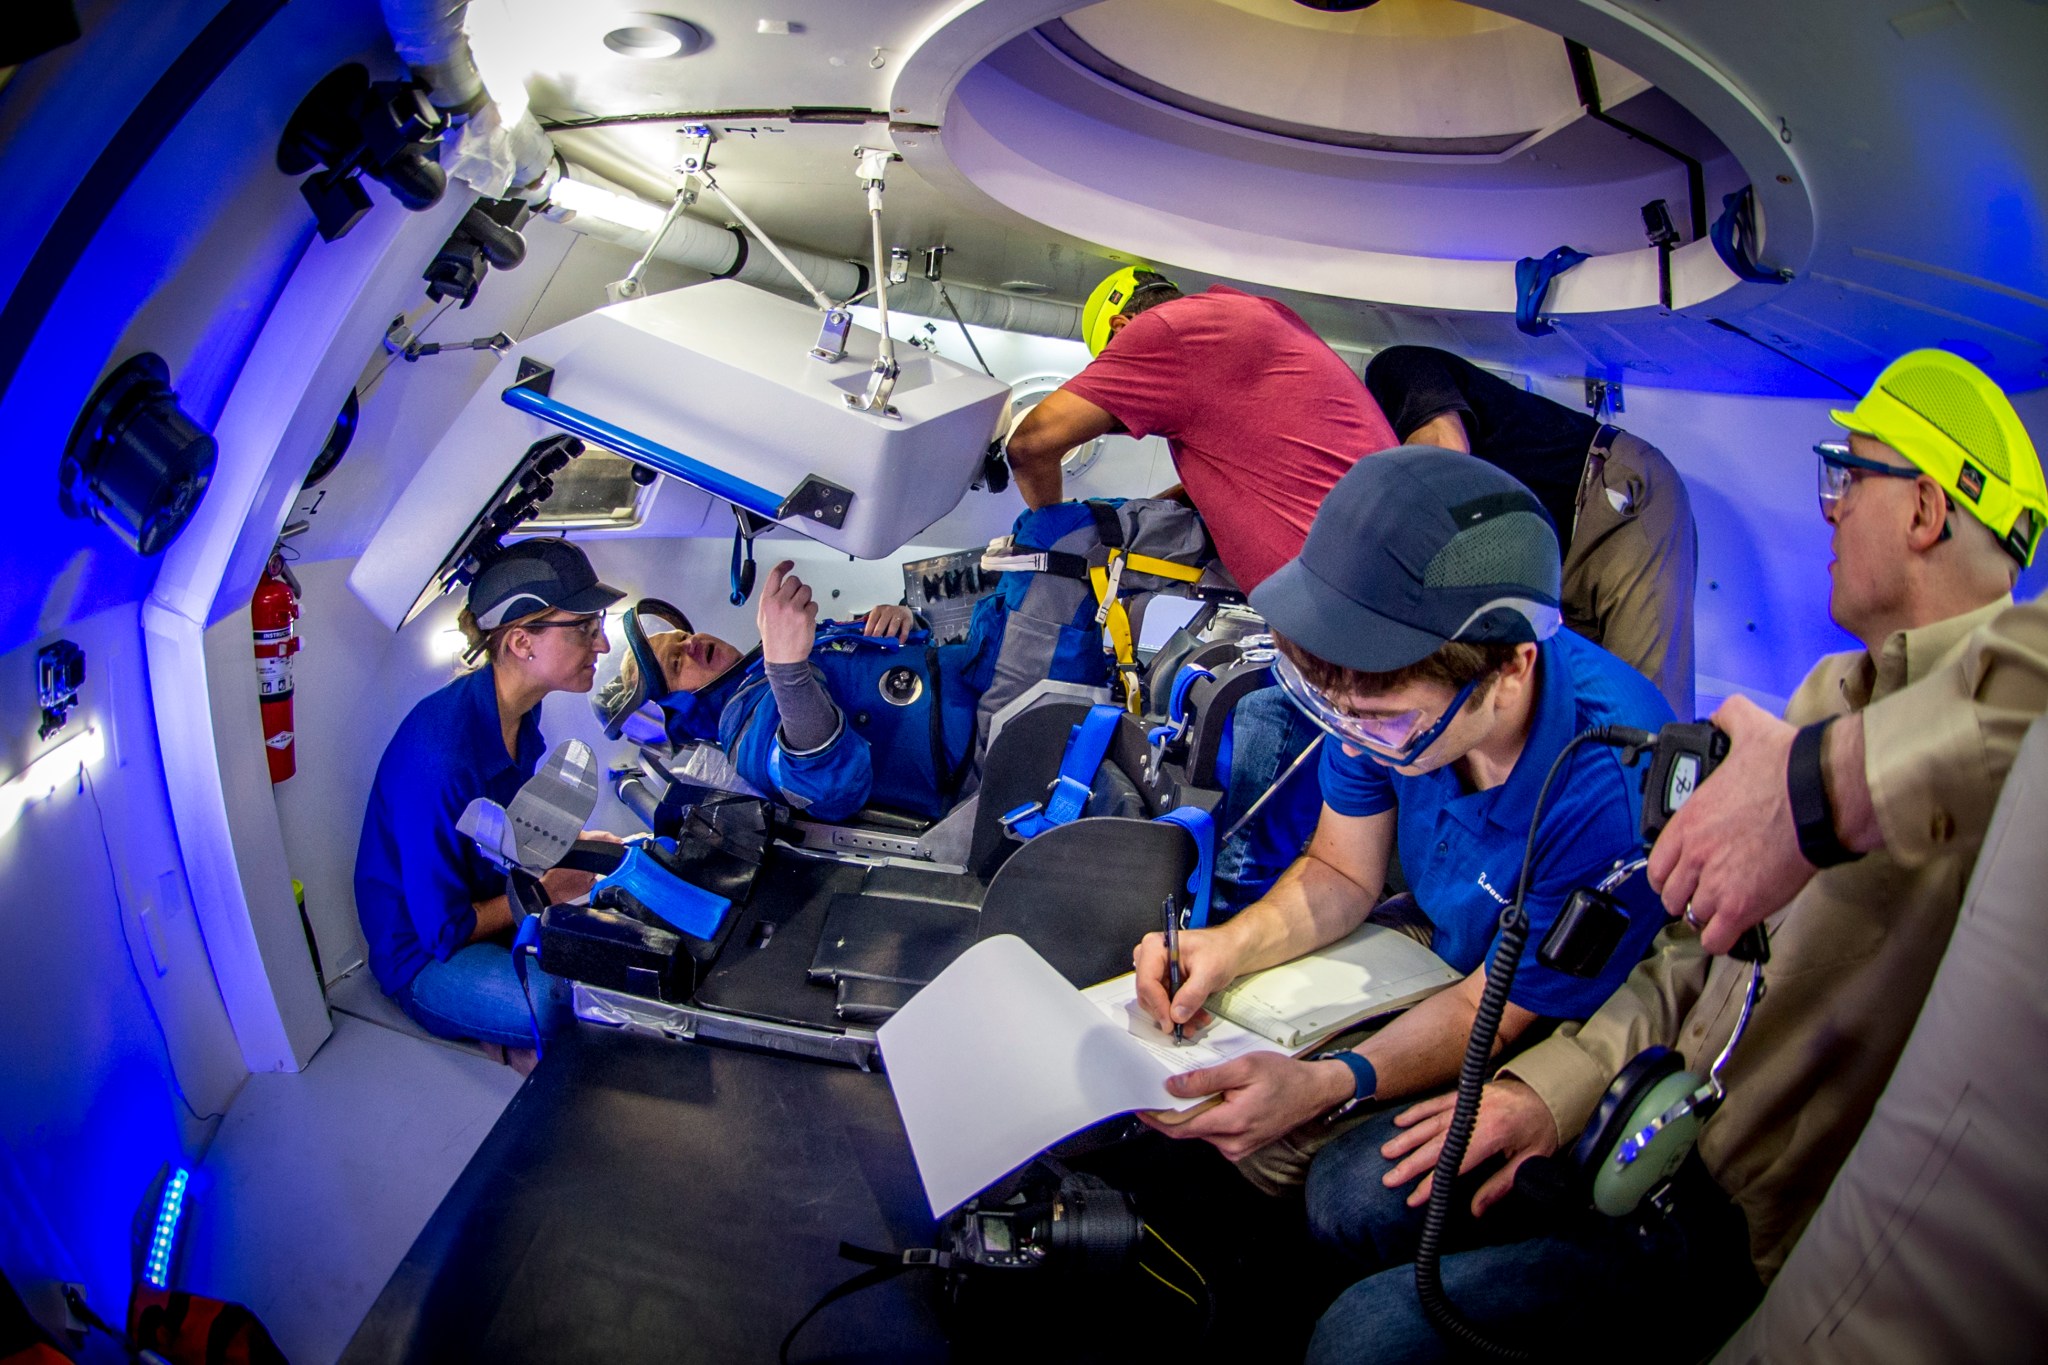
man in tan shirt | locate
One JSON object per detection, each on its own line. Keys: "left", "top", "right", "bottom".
{"left": 1297, "top": 350, "right": 2048, "bottom": 1364}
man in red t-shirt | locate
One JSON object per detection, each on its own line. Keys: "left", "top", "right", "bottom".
{"left": 1005, "top": 269, "right": 1398, "bottom": 590}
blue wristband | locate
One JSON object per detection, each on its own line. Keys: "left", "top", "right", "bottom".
{"left": 1325, "top": 1050, "right": 1378, "bottom": 1102}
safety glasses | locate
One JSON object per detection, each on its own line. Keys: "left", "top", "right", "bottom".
{"left": 524, "top": 611, "right": 609, "bottom": 643}
{"left": 1814, "top": 442, "right": 1951, "bottom": 542}
{"left": 1272, "top": 649, "right": 1477, "bottom": 766}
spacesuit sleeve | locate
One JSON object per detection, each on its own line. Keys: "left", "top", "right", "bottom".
{"left": 725, "top": 675, "right": 875, "bottom": 821}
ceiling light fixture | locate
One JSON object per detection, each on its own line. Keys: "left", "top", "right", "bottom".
{"left": 603, "top": 14, "right": 707, "bottom": 60}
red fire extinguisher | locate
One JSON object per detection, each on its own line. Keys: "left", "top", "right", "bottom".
{"left": 252, "top": 554, "right": 300, "bottom": 783}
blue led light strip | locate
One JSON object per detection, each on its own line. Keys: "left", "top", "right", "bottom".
{"left": 501, "top": 385, "right": 784, "bottom": 520}
{"left": 143, "top": 1167, "right": 190, "bottom": 1289}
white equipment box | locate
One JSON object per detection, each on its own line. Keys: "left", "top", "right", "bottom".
{"left": 351, "top": 279, "right": 1010, "bottom": 628}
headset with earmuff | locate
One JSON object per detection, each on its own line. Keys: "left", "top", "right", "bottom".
{"left": 1532, "top": 844, "right": 1771, "bottom": 1218}
{"left": 1572, "top": 926, "right": 1768, "bottom": 1218}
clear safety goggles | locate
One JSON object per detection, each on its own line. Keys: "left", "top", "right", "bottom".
{"left": 1272, "top": 649, "right": 1477, "bottom": 766}
{"left": 1814, "top": 442, "right": 1951, "bottom": 542}
{"left": 525, "top": 610, "right": 610, "bottom": 643}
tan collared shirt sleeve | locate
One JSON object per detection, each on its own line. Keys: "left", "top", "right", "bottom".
{"left": 1865, "top": 596, "right": 2048, "bottom": 869}
{"left": 1499, "top": 925, "right": 1714, "bottom": 1145}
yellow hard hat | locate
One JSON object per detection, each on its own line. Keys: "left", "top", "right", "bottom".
{"left": 1081, "top": 265, "right": 1178, "bottom": 356}
{"left": 1831, "top": 349, "right": 2046, "bottom": 567}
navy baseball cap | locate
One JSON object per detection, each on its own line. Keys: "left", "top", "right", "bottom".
{"left": 1250, "top": 447, "right": 1562, "bottom": 674}
{"left": 469, "top": 539, "right": 625, "bottom": 629}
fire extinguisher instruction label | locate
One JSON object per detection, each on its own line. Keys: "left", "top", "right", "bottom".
{"left": 257, "top": 655, "right": 294, "bottom": 697}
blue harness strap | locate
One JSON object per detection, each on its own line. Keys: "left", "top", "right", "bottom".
{"left": 1515, "top": 246, "right": 1590, "bottom": 337}
{"left": 1710, "top": 186, "right": 1789, "bottom": 284}
{"left": 1151, "top": 805, "right": 1216, "bottom": 929}
{"left": 1001, "top": 703, "right": 1125, "bottom": 840}
{"left": 511, "top": 913, "right": 546, "bottom": 1057}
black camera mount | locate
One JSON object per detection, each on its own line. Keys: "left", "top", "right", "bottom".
{"left": 277, "top": 63, "right": 447, "bottom": 242}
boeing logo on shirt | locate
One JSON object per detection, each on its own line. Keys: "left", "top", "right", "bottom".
{"left": 1476, "top": 871, "right": 1512, "bottom": 906}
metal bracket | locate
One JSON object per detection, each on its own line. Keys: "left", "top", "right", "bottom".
{"left": 511, "top": 357, "right": 555, "bottom": 395}
{"left": 1585, "top": 376, "right": 1624, "bottom": 419}
{"left": 846, "top": 358, "right": 900, "bottom": 418}
{"left": 853, "top": 144, "right": 898, "bottom": 188}
{"left": 775, "top": 474, "right": 855, "bottom": 530}
{"left": 811, "top": 307, "right": 852, "bottom": 362}
{"left": 678, "top": 123, "right": 713, "bottom": 177}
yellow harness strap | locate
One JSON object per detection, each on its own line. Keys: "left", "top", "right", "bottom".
{"left": 1116, "top": 552, "right": 1204, "bottom": 584}
{"left": 1091, "top": 555, "right": 1144, "bottom": 713}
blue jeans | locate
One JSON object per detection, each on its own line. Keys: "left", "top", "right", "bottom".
{"left": 397, "top": 940, "right": 575, "bottom": 1050}
{"left": 1303, "top": 1108, "right": 1761, "bottom": 1364}
{"left": 1213, "top": 687, "right": 1324, "bottom": 914}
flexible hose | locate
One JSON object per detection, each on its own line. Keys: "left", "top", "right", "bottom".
{"left": 1413, "top": 725, "right": 1644, "bottom": 1359}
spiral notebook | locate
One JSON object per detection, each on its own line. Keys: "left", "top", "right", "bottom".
{"left": 1209, "top": 921, "right": 1462, "bottom": 1048}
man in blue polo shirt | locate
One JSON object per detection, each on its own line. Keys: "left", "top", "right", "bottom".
{"left": 1130, "top": 448, "right": 1673, "bottom": 1192}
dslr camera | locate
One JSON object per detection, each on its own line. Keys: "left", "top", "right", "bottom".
{"left": 946, "top": 1163, "right": 1142, "bottom": 1277}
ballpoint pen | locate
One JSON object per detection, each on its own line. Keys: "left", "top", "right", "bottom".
{"left": 1163, "top": 895, "right": 1184, "bottom": 1043}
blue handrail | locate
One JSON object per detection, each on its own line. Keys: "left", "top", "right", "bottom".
{"left": 502, "top": 384, "right": 783, "bottom": 519}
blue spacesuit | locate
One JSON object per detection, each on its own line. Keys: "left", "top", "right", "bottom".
{"left": 658, "top": 623, "right": 981, "bottom": 822}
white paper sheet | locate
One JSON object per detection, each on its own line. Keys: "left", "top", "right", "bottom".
{"left": 877, "top": 936, "right": 1285, "bottom": 1216}
{"left": 1079, "top": 973, "right": 1289, "bottom": 1070}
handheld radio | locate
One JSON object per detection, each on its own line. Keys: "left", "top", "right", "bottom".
{"left": 1638, "top": 721, "right": 1732, "bottom": 844}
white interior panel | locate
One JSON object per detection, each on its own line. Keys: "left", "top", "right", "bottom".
{"left": 351, "top": 280, "right": 1012, "bottom": 627}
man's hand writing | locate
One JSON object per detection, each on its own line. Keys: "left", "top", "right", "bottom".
{"left": 1133, "top": 925, "right": 1241, "bottom": 1033}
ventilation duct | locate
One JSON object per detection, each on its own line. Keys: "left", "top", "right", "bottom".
{"left": 547, "top": 183, "right": 1082, "bottom": 342}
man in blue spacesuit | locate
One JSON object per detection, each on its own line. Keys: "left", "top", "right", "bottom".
{"left": 627, "top": 560, "right": 978, "bottom": 822}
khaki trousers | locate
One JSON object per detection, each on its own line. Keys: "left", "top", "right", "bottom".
{"left": 1563, "top": 428, "right": 1698, "bottom": 718}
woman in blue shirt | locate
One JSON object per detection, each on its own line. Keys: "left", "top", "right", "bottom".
{"left": 354, "top": 539, "right": 624, "bottom": 1057}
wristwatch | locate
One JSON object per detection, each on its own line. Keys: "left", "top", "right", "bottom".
{"left": 1312, "top": 1049, "right": 1378, "bottom": 1124}
{"left": 1788, "top": 718, "right": 1862, "bottom": 868}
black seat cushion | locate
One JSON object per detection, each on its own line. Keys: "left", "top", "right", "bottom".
{"left": 977, "top": 816, "right": 1195, "bottom": 988}
{"left": 808, "top": 893, "right": 979, "bottom": 988}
